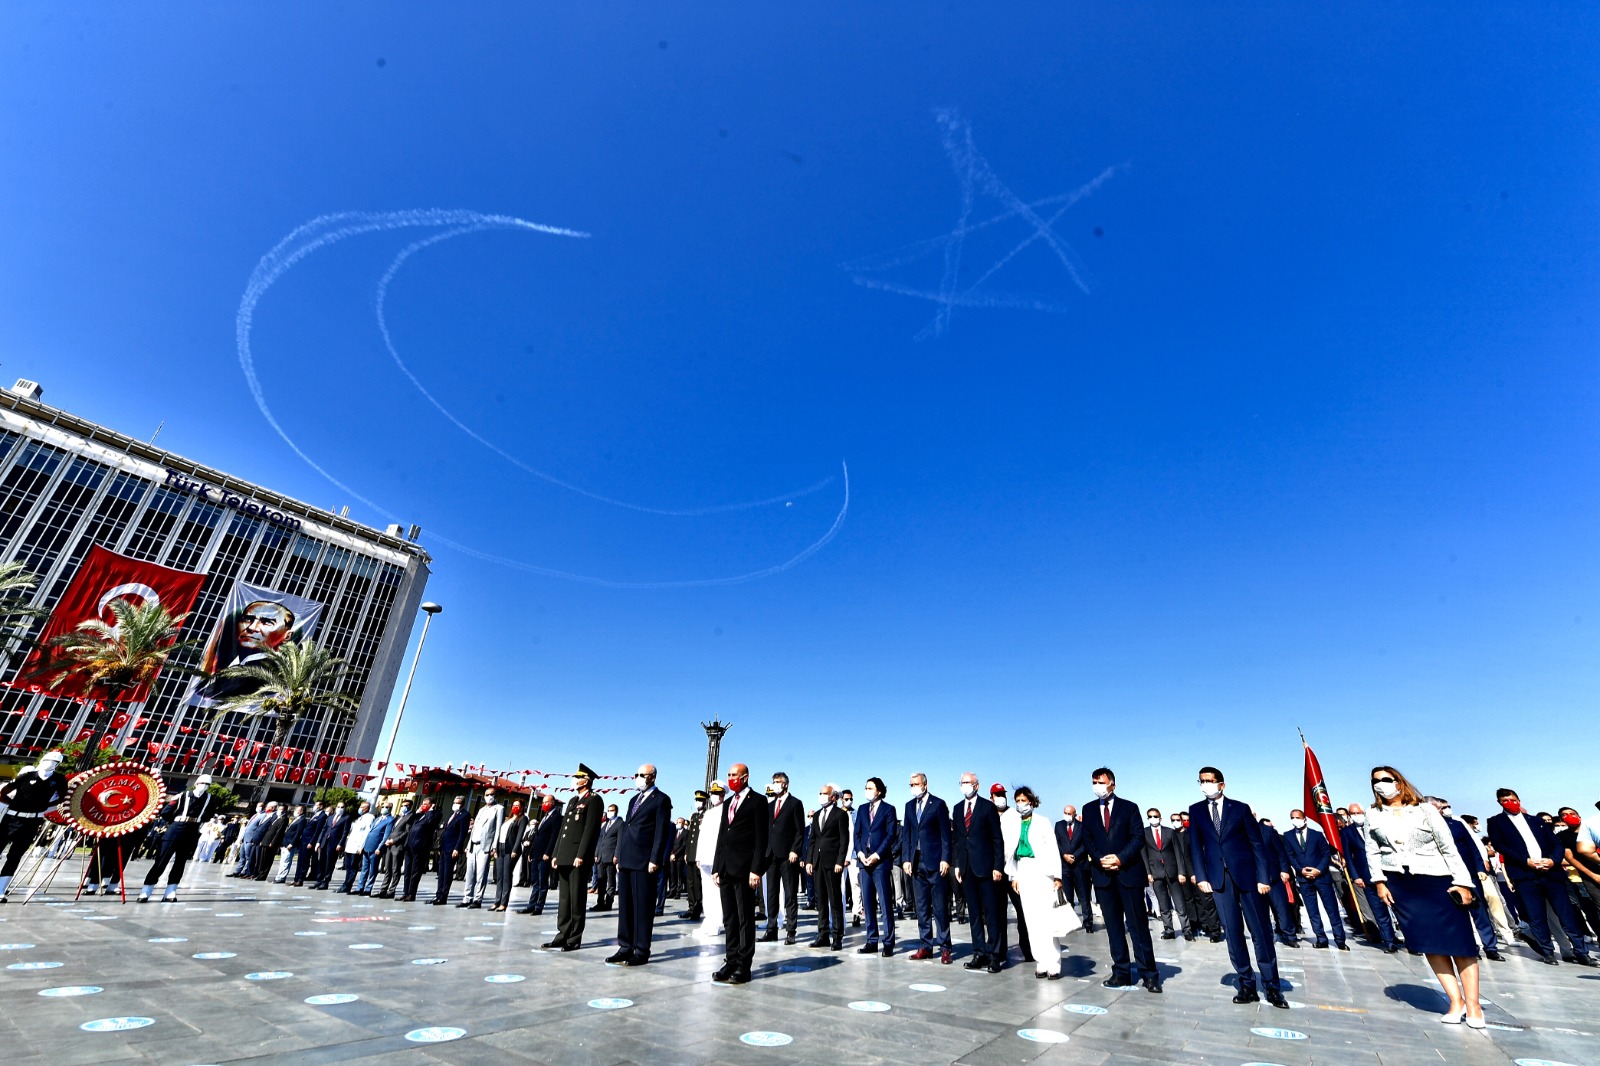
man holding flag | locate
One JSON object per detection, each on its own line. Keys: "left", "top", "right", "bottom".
{"left": 1299, "top": 731, "right": 1357, "bottom": 951}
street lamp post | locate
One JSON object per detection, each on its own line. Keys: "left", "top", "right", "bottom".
{"left": 368, "top": 601, "right": 441, "bottom": 799}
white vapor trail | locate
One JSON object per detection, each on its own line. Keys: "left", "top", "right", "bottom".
{"left": 236, "top": 209, "right": 849, "bottom": 588}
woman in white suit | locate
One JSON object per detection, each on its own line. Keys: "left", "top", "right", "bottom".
{"left": 1003, "top": 786, "right": 1081, "bottom": 978}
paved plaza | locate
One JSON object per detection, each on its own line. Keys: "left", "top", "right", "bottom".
{"left": 1, "top": 860, "right": 1596, "bottom": 1065}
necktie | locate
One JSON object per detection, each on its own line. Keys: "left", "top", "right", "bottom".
{"left": 1102, "top": 800, "right": 1111, "bottom": 831}
{"left": 1155, "top": 828, "right": 1162, "bottom": 850}
{"left": 1211, "top": 799, "right": 1223, "bottom": 834}
{"left": 727, "top": 794, "right": 738, "bottom": 823}
{"left": 773, "top": 797, "right": 781, "bottom": 820}
{"left": 965, "top": 800, "right": 973, "bottom": 829}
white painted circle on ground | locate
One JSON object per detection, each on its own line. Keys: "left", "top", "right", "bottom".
{"left": 148, "top": 937, "right": 188, "bottom": 943}
{"left": 485, "top": 974, "right": 526, "bottom": 983}
{"left": 1062, "top": 1004, "right": 1108, "bottom": 1015}
{"left": 186, "top": 907, "right": 212, "bottom": 911}
{"left": 849, "top": 1001, "right": 891, "bottom": 1012}
{"left": 1283, "top": 1001, "right": 1307, "bottom": 1010}
{"left": 314, "top": 911, "right": 339, "bottom": 915}
{"left": 305, "top": 994, "right": 360, "bottom": 1005}
{"left": 8, "top": 961, "right": 63, "bottom": 970}
{"left": 1155, "top": 956, "right": 1180, "bottom": 964}
{"left": 1513, "top": 1061, "right": 1581, "bottom": 1066}
{"left": 1017, "top": 1029, "right": 1070, "bottom": 1043}
{"left": 407, "top": 925, "right": 436, "bottom": 931}
{"left": 80, "top": 1017, "right": 155, "bottom": 1032}
{"left": 258, "top": 901, "right": 280, "bottom": 905}
{"left": 192, "top": 952, "right": 236, "bottom": 959}
{"left": 350, "top": 903, "right": 373, "bottom": 908}
{"left": 1488, "top": 1024, "right": 1525, "bottom": 1032}
{"left": 245, "top": 971, "right": 293, "bottom": 981}
{"left": 412, "top": 958, "right": 447, "bottom": 965}
{"left": 348, "top": 943, "right": 383, "bottom": 950}
{"left": 1251, "top": 1028, "right": 1308, "bottom": 1040}
{"left": 1277, "top": 966, "right": 1303, "bottom": 973}
{"left": 215, "top": 913, "right": 244, "bottom": 918}
{"left": 287, "top": 906, "right": 312, "bottom": 910}
{"left": 405, "top": 1027, "right": 465, "bottom": 1043}
{"left": 540, "top": 928, "right": 559, "bottom": 934}
{"left": 39, "top": 985, "right": 102, "bottom": 996}
{"left": 294, "top": 931, "right": 327, "bottom": 937}
{"left": 463, "top": 935, "right": 494, "bottom": 941}
{"left": 909, "top": 983, "right": 946, "bottom": 992}
{"left": 0, "top": 944, "right": 34, "bottom": 950}
{"left": 588, "top": 998, "right": 633, "bottom": 1010}
{"left": 80, "top": 915, "right": 117, "bottom": 921}
{"left": 740, "top": 1032, "right": 794, "bottom": 1047}
{"left": 385, "top": 908, "right": 405, "bottom": 913}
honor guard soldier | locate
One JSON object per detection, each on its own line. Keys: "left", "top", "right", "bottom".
{"left": 140, "top": 774, "right": 221, "bottom": 903}
{"left": 544, "top": 763, "right": 604, "bottom": 951}
{"left": 0, "top": 750, "right": 69, "bottom": 901}
{"left": 681, "top": 791, "right": 708, "bottom": 920}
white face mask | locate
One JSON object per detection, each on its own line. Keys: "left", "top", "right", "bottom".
{"left": 635, "top": 776, "right": 650, "bottom": 791}
{"left": 192, "top": 784, "right": 207, "bottom": 797}
{"left": 1091, "top": 783, "right": 1110, "bottom": 799}
{"left": 36, "top": 756, "right": 62, "bottom": 778}
{"left": 817, "top": 795, "right": 832, "bottom": 807}
{"left": 1373, "top": 781, "right": 1399, "bottom": 800}
{"left": 695, "top": 800, "right": 705, "bottom": 811}
{"left": 959, "top": 782, "right": 976, "bottom": 798}
{"left": 771, "top": 782, "right": 786, "bottom": 795}
{"left": 994, "top": 797, "right": 1009, "bottom": 810}
{"left": 1199, "top": 782, "right": 1221, "bottom": 799}
{"left": 709, "top": 795, "right": 722, "bottom": 807}
{"left": 1350, "top": 813, "right": 1365, "bottom": 825}
{"left": 1441, "top": 807, "right": 1453, "bottom": 818}
{"left": 1148, "top": 817, "right": 1161, "bottom": 827}
{"left": 1061, "top": 814, "right": 1075, "bottom": 824}
{"left": 1290, "top": 818, "right": 1307, "bottom": 830}
{"left": 1016, "top": 802, "right": 1032, "bottom": 816}
{"left": 841, "top": 799, "right": 852, "bottom": 809}
{"left": 1171, "top": 821, "right": 1182, "bottom": 830}
{"left": 865, "top": 791, "right": 878, "bottom": 803}
{"left": 910, "top": 784, "right": 926, "bottom": 799}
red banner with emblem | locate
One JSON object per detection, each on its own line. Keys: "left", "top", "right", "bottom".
{"left": 1301, "top": 734, "right": 1344, "bottom": 855}
{"left": 15, "top": 545, "right": 205, "bottom": 702}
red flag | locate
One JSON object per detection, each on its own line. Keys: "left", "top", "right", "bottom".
{"left": 15, "top": 545, "right": 205, "bottom": 701}
{"left": 1301, "top": 734, "right": 1344, "bottom": 855}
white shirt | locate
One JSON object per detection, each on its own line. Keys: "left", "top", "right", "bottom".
{"left": 345, "top": 813, "right": 374, "bottom": 854}
{"left": 1507, "top": 812, "right": 1544, "bottom": 861}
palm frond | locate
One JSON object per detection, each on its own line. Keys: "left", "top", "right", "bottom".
{"left": 208, "top": 639, "right": 361, "bottom": 746}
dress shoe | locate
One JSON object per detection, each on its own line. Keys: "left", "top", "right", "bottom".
{"left": 1046, "top": 971, "right": 1063, "bottom": 980}
{"left": 831, "top": 939, "right": 843, "bottom": 951}
{"left": 1142, "top": 977, "right": 1163, "bottom": 993}
{"left": 963, "top": 956, "right": 987, "bottom": 970}
{"left": 560, "top": 943, "right": 580, "bottom": 952}
{"left": 1335, "top": 941, "right": 1350, "bottom": 951}
{"left": 857, "top": 943, "right": 878, "bottom": 954}
{"left": 1265, "top": 990, "right": 1289, "bottom": 1009}
{"left": 1084, "top": 923, "right": 1096, "bottom": 933}
{"left": 1035, "top": 970, "right": 1048, "bottom": 979}
{"left": 1314, "top": 939, "right": 1329, "bottom": 949}
{"left": 654, "top": 908, "right": 665, "bottom": 917}
{"left": 455, "top": 901, "right": 470, "bottom": 908}
{"left": 712, "top": 965, "right": 733, "bottom": 982}
{"left": 1208, "top": 933, "right": 1223, "bottom": 943}
{"left": 852, "top": 915, "right": 862, "bottom": 927}
{"left": 1233, "top": 989, "right": 1261, "bottom": 1005}
{"left": 621, "top": 956, "right": 647, "bottom": 967}
{"left": 541, "top": 940, "right": 565, "bottom": 949}
{"left": 757, "top": 930, "right": 778, "bottom": 943}
{"left": 1382, "top": 943, "right": 1400, "bottom": 953}
{"left": 883, "top": 945, "right": 896, "bottom": 957}
{"left": 809, "top": 938, "right": 830, "bottom": 948}
{"left": 1160, "top": 931, "right": 1177, "bottom": 940}
{"left": 727, "top": 969, "right": 751, "bottom": 984}
{"left": 1183, "top": 932, "right": 1196, "bottom": 941}
{"left": 467, "top": 901, "right": 483, "bottom": 910}
{"left": 987, "top": 960, "right": 1004, "bottom": 974}
{"left": 1102, "top": 976, "right": 1132, "bottom": 989}
{"left": 940, "top": 949, "right": 953, "bottom": 965}
{"left": 605, "top": 951, "right": 629, "bottom": 964}
{"left": 1575, "top": 955, "right": 1600, "bottom": 968}
{"left": 908, "top": 948, "right": 932, "bottom": 960}
{"left": 1440, "top": 1008, "right": 1465, "bottom": 1024}
{"left": 784, "top": 935, "right": 797, "bottom": 945}
{"left": 1541, "top": 954, "right": 1560, "bottom": 965}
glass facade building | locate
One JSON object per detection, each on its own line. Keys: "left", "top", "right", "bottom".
{"left": 0, "top": 383, "right": 431, "bottom": 798}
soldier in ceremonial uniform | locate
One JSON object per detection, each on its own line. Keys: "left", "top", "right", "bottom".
{"left": 139, "top": 774, "right": 220, "bottom": 903}
{"left": 681, "top": 791, "right": 708, "bottom": 920}
{"left": 544, "top": 763, "right": 604, "bottom": 951}
{"left": 0, "top": 750, "right": 69, "bottom": 900}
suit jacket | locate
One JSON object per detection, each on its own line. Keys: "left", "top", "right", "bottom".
{"left": 949, "top": 794, "right": 1005, "bottom": 877}
{"left": 1082, "top": 795, "right": 1148, "bottom": 887}
{"left": 319, "top": 812, "right": 351, "bottom": 852}
{"left": 900, "top": 793, "right": 952, "bottom": 870}
{"left": 766, "top": 793, "right": 806, "bottom": 861}
{"left": 528, "top": 805, "right": 565, "bottom": 859}
{"left": 1445, "top": 818, "right": 1487, "bottom": 879}
{"left": 1487, "top": 811, "right": 1562, "bottom": 883}
{"left": 282, "top": 815, "right": 309, "bottom": 849}
{"left": 406, "top": 807, "right": 440, "bottom": 850}
{"left": 241, "top": 812, "right": 272, "bottom": 844}
{"left": 552, "top": 792, "right": 604, "bottom": 866}
{"left": 1260, "top": 824, "right": 1293, "bottom": 878}
{"left": 303, "top": 810, "right": 328, "bottom": 848}
{"left": 617, "top": 788, "right": 674, "bottom": 871}
{"left": 495, "top": 813, "right": 527, "bottom": 855}
{"left": 1283, "top": 825, "right": 1334, "bottom": 877}
{"left": 1172, "top": 826, "right": 1196, "bottom": 879}
{"left": 853, "top": 799, "right": 899, "bottom": 864}
{"left": 1143, "top": 824, "right": 1184, "bottom": 880}
{"left": 363, "top": 814, "right": 395, "bottom": 852}
{"left": 591, "top": 815, "right": 620, "bottom": 862}
{"left": 1339, "top": 823, "right": 1374, "bottom": 881}
{"left": 384, "top": 809, "right": 415, "bottom": 851}
{"left": 438, "top": 809, "right": 470, "bottom": 854}
{"left": 467, "top": 802, "right": 504, "bottom": 849}
{"left": 261, "top": 813, "right": 289, "bottom": 850}
{"left": 712, "top": 788, "right": 770, "bottom": 878}
{"left": 1054, "top": 818, "right": 1088, "bottom": 875}
{"left": 1186, "top": 796, "right": 1273, "bottom": 889}
{"left": 808, "top": 804, "right": 850, "bottom": 869}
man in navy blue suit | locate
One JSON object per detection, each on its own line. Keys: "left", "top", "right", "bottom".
{"left": 1055, "top": 804, "right": 1094, "bottom": 932}
{"left": 609, "top": 763, "right": 674, "bottom": 966}
{"left": 1488, "top": 788, "right": 1596, "bottom": 966}
{"left": 1188, "top": 766, "right": 1288, "bottom": 1008}
{"left": 1258, "top": 817, "right": 1300, "bottom": 946}
{"left": 1338, "top": 802, "right": 1400, "bottom": 953}
{"left": 854, "top": 776, "right": 899, "bottom": 957}
{"left": 951, "top": 771, "right": 1007, "bottom": 972}
{"left": 1428, "top": 796, "right": 1503, "bottom": 961}
{"left": 1082, "top": 767, "right": 1161, "bottom": 992}
{"left": 900, "top": 771, "right": 953, "bottom": 964}
{"left": 1282, "top": 809, "right": 1348, "bottom": 950}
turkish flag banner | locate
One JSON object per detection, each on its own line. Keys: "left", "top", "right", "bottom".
{"left": 1301, "top": 737, "right": 1344, "bottom": 855}
{"left": 16, "top": 545, "right": 205, "bottom": 701}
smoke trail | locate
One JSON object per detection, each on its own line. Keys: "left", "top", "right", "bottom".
{"left": 236, "top": 209, "right": 848, "bottom": 586}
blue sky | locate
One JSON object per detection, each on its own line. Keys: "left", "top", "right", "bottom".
{"left": 3, "top": 4, "right": 1596, "bottom": 821}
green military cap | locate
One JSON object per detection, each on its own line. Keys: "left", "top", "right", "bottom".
{"left": 575, "top": 763, "right": 598, "bottom": 780}
{"left": 694, "top": 789, "right": 709, "bottom": 801}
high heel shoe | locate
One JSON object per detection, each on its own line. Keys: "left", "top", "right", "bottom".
{"left": 1440, "top": 1008, "right": 1465, "bottom": 1024}
{"left": 1464, "top": 1015, "right": 1486, "bottom": 1030}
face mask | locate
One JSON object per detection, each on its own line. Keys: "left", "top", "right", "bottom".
{"left": 959, "top": 783, "right": 976, "bottom": 798}
{"left": 1290, "top": 818, "right": 1307, "bottom": 829}
{"left": 573, "top": 777, "right": 588, "bottom": 790}
{"left": 452, "top": 805, "right": 463, "bottom": 813}
{"left": 1171, "top": 821, "right": 1182, "bottom": 829}
{"left": 842, "top": 799, "right": 853, "bottom": 809}
{"left": 1373, "top": 782, "right": 1399, "bottom": 800}
{"left": 1091, "top": 783, "right": 1110, "bottom": 799}
{"left": 1061, "top": 814, "right": 1075, "bottom": 824}
{"left": 817, "top": 795, "right": 832, "bottom": 807}
{"left": 695, "top": 800, "right": 706, "bottom": 811}
{"left": 727, "top": 776, "right": 744, "bottom": 792}
{"left": 1199, "top": 782, "right": 1220, "bottom": 799}
{"left": 37, "top": 756, "right": 62, "bottom": 778}
{"left": 401, "top": 806, "right": 412, "bottom": 814}
{"left": 511, "top": 804, "right": 522, "bottom": 815}
{"left": 1440, "top": 807, "right": 1453, "bottom": 818}
{"left": 1563, "top": 813, "right": 1582, "bottom": 827}
{"left": 635, "top": 776, "right": 650, "bottom": 791}
{"left": 1148, "top": 817, "right": 1161, "bottom": 826}
{"left": 1016, "top": 802, "right": 1032, "bottom": 816}
{"left": 1350, "top": 813, "right": 1365, "bottom": 824}
{"left": 709, "top": 795, "right": 722, "bottom": 807}
{"left": 771, "top": 782, "right": 786, "bottom": 795}
{"left": 910, "top": 784, "right": 926, "bottom": 799}
{"left": 994, "top": 797, "right": 1009, "bottom": 810}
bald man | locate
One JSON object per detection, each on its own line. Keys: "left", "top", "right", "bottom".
{"left": 608, "top": 764, "right": 674, "bottom": 966}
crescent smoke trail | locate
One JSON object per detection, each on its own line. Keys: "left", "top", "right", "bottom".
{"left": 237, "top": 209, "right": 849, "bottom": 587}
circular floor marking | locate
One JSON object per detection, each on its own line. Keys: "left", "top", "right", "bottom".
{"left": 294, "top": 931, "right": 327, "bottom": 937}
{"left": 1251, "top": 1028, "right": 1307, "bottom": 1040}
{"left": 407, "top": 925, "right": 436, "bottom": 931}
{"left": 148, "top": 937, "right": 188, "bottom": 943}
{"left": 1488, "top": 1024, "right": 1525, "bottom": 1032}
{"left": 305, "top": 994, "right": 360, "bottom": 1005}
{"left": 80, "top": 1017, "right": 155, "bottom": 1032}
{"left": 0, "top": 943, "right": 35, "bottom": 950}
{"left": 348, "top": 943, "right": 383, "bottom": 950}
{"left": 485, "top": 974, "right": 526, "bottom": 983}
{"left": 463, "top": 935, "right": 494, "bottom": 942}
{"left": 1062, "top": 1004, "right": 1108, "bottom": 1015}
{"left": 849, "top": 1001, "right": 891, "bottom": 1012}
{"left": 1017, "top": 1029, "right": 1070, "bottom": 1043}
{"left": 739, "top": 1032, "right": 793, "bottom": 1047}
{"left": 909, "top": 983, "right": 946, "bottom": 992}
{"left": 39, "top": 985, "right": 101, "bottom": 997}
{"left": 8, "top": 961, "right": 63, "bottom": 970}
{"left": 245, "top": 971, "right": 293, "bottom": 981}
{"left": 1283, "top": 1000, "right": 1307, "bottom": 1010}
{"left": 405, "top": 1027, "right": 465, "bottom": 1043}
{"left": 1514, "top": 1061, "right": 1581, "bottom": 1066}
{"left": 80, "top": 915, "right": 117, "bottom": 921}
{"left": 287, "top": 906, "right": 312, "bottom": 910}
{"left": 588, "top": 998, "right": 633, "bottom": 1010}
{"left": 412, "top": 957, "right": 447, "bottom": 965}
{"left": 192, "top": 952, "right": 236, "bottom": 959}
{"left": 481, "top": 921, "right": 505, "bottom": 926}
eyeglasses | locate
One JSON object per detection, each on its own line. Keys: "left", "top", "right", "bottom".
{"left": 1371, "top": 776, "right": 1396, "bottom": 784}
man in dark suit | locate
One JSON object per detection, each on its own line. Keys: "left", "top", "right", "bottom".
{"left": 854, "top": 777, "right": 899, "bottom": 956}
{"left": 429, "top": 796, "right": 469, "bottom": 904}
{"left": 519, "top": 794, "right": 564, "bottom": 915}
{"left": 713, "top": 763, "right": 770, "bottom": 984}
{"left": 1337, "top": 802, "right": 1399, "bottom": 952}
{"left": 1187, "top": 766, "right": 1287, "bottom": 1008}
{"left": 274, "top": 805, "right": 308, "bottom": 884}
{"left": 1258, "top": 818, "right": 1300, "bottom": 946}
{"left": 293, "top": 802, "right": 326, "bottom": 885}
{"left": 609, "top": 764, "right": 673, "bottom": 966}
{"left": 900, "top": 771, "right": 953, "bottom": 964}
{"left": 546, "top": 765, "right": 604, "bottom": 951}
{"left": 313, "top": 803, "right": 351, "bottom": 890}
{"left": 807, "top": 784, "right": 851, "bottom": 949}
{"left": 1282, "top": 810, "right": 1347, "bottom": 950}
{"left": 1143, "top": 807, "right": 1188, "bottom": 941}
{"left": 1428, "top": 796, "right": 1503, "bottom": 961}
{"left": 400, "top": 799, "right": 438, "bottom": 902}
{"left": 761, "top": 771, "right": 806, "bottom": 945}
{"left": 1055, "top": 804, "right": 1095, "bottom": 932}
{"left": 1082, "top": 767, "right": 1161, "bottom": 992}
{"left": 376, "top": 799, "right": 415, "bottom": 898}
{"left": 951, "top": 771, "right": 1006, "bottom": 972}
{"left": 1488, "top": 787, "right": 1595, "bottom": 966}
{"left": 1173, "top": 812, "right": 1221, "bottom": 940}
{"left": 255, "top": 804, "right": 290, "bottom": 880}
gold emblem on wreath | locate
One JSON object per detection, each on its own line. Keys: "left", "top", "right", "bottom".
{"left": 67, "top": 761, "right": 168, "bottom": 839}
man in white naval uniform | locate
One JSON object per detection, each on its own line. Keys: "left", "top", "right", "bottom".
{"left": 695, "top": 782, "right": 727, "bottom": 938}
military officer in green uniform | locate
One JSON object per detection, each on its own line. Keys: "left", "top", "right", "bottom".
{"left": 544, "top": 763, "right": 604, "bottom": 951}
{"left": 681, "top": 790, "right": 708, "bottom": 920}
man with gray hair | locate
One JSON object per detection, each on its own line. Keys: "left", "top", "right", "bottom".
{"left": 807, "top": 783, "right": 850, "bottom": 949}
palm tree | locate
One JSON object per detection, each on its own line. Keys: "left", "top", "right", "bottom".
{"left": 0, "top": 559, "right": 41, "bottom": 630}
{"left": 208, "top": 639, "right": 359, "bottom": 748}
{"left": 32, "top": 598, "right": 198, "bottom": 769}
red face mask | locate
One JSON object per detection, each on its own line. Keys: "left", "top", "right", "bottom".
{"left": 1500, "top": 798, "right": 1522, "bottom": 815}
{"left": 512, "top": 803, "right": 522, "bottom": 815}
{"left": 727, "top": 775, "right": 744, "bottom": 793}
{"left": 1563, "top": 813, "right": 1582, "bottom": 827}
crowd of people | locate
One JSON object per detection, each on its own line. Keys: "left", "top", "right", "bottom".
{"left": 21, "top": 755, "right": 1600, "bottom": 1028}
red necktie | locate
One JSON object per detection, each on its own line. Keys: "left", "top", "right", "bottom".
{"left": 1155, "top": 828, "right": 1163, "bottom": 850}
{"left": 964, "top": 801, "right": 973, "bottom": 829}
{"left": 1102, "top": 802, "right": 1111, "bottom": 831}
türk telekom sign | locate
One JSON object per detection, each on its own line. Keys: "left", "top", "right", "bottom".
{"left": 163, "top": 470, "right": 301, "bottom": 531}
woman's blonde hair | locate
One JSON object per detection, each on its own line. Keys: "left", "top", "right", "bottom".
{"left": 1370, "top": 765, "right": 1423, "bottom": 807}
